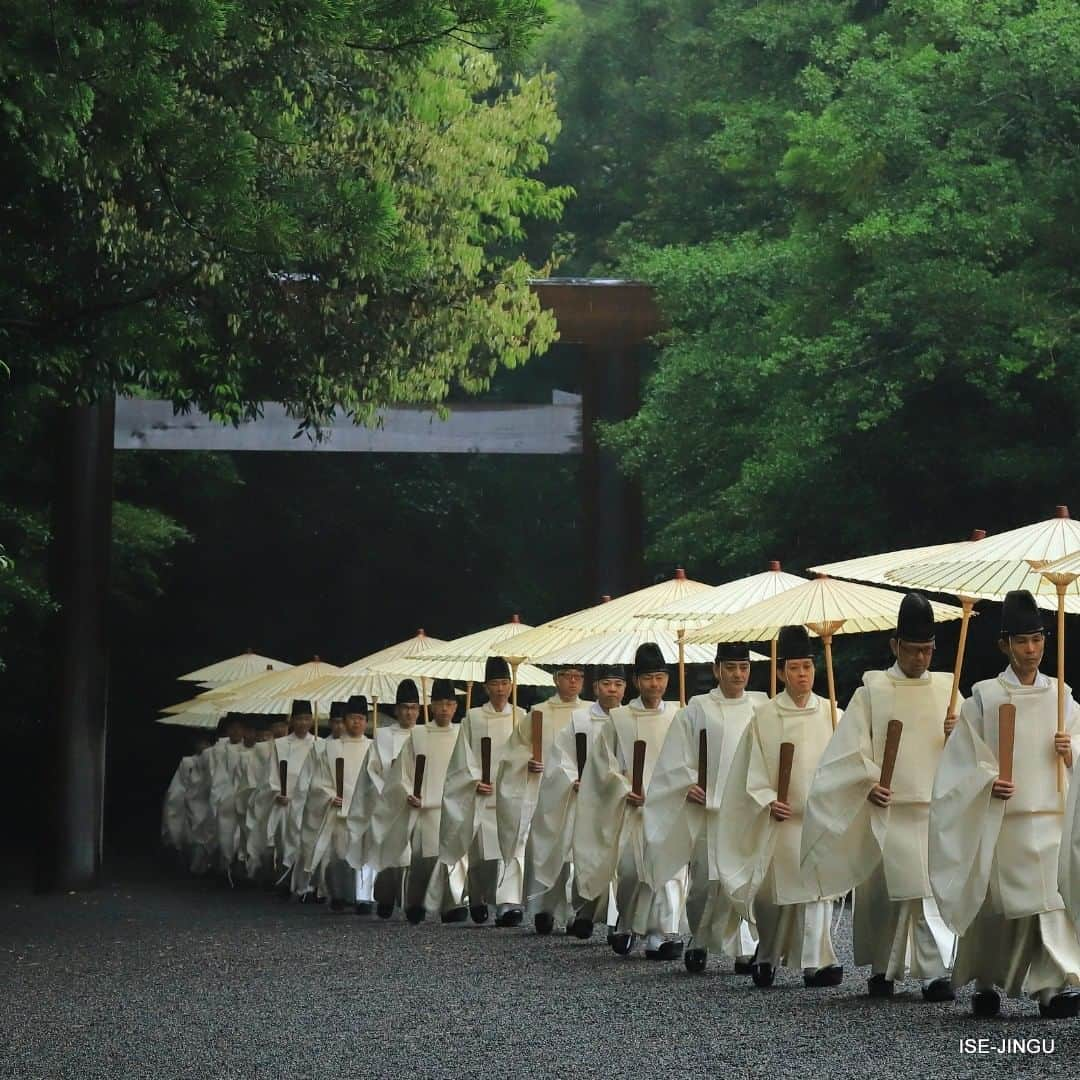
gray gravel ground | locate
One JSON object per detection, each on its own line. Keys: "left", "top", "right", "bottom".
{"left": 2, "top": 860, "right": 1076, "bottom": 1080}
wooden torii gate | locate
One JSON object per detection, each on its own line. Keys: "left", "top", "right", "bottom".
{"left": 42, "top": 278, "right": 660, "bottom": 890}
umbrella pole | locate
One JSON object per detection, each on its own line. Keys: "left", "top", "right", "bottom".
{"left": 946, "top": 598, "right": 974, "bottom": 735}
{"left": 1057, "top": 582, "right": 1067, "bottom": 793}
{"left": 314, "top": 702, "right": 320, "bottom": 738}
{"left": 769, "top": 638, "right": 778, "bottom": 699}
{"left": 422, "top": 676, "right": 429, "bottom": 724}
{"left": 677, "top": 629, "right": 686, "bottom": 707}
{"left": 371, "top": 696, "right": 378, "bottom": 736}
{"left": 465, "top": 680, "right": 473, "bottom": 713}
{"left": 822, "top": 633, "right": 838, "bottom": 731}
{"left": 510, "top": 659, "right": 521, "bottom": 715}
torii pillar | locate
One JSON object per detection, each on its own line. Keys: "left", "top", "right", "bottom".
{"left": 531, "top": 279, "right": 659, "bottom": 601}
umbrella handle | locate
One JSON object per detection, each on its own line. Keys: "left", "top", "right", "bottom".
{"left": 946, "top": 599, "right": 974, "bottom": 735}
{"left": 678, "top": 629, "right": 686, "bottom": 708}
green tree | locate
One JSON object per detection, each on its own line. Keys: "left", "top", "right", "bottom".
{"left": 1, "top": 1, "right": 568, "bottom": 426}
{"left": 570, "top": 1, "right": 1080, "bottom": 578}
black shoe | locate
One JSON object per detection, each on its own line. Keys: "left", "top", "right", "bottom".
{"left": 568, "top": 917, "right": 594, "bottom": 940}
{"left": 609, "top": 931, "right": 635, "bottom": 956}
{"left": 804, "top": 965, "right": 844, "bottom": 988}
{"left": 329, "top": 899, "right": 347, "bottom": 913}
{"left": 646, "top": 939, "right": 684, "bottom": 961}
{"left": 470, "top": 904, "right": 490, "bottom": 925}
{"left": 734, "top": 958, "right": 755, "bottom": 975}
{"left": 684, "top": 948, "right": 707, "bottom": 974}
{"left": 752, "top": 963, "right": 775, "bottom": 988}
{"left": 1039, "top": 993, "right": 1080, "bottom": 1019}
{"left": 494, "top": 907, "right": 524, "bottom": 928}
{"left": 868, "top": 974, "right": 894, "bottom": 998}
{"left": 405, "top": 906, "right": 426, "bottom": 925}
{"left": 376, "top": 903, "right": 394, "bottom": 919}
{"left": 972, "top": 990, "right": 1001, "bottom": 1018}
{"left": 922, "top": 977, "right": 955, "bottom": 1003}
{"left": 354, "top": 901, "right": 374, "bottom": 915}
{"left": 441, "top": 907, "right": 469, "bottom": 924}
{"left": 534, "top": 912, "right": 555, "bottom": 935}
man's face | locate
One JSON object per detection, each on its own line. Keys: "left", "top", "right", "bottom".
{"left": 635, "top": 670, "right": 668, "bottom": 705}
{"left": 255, "top": 730, "right": 273, "bottom": 743}
{"left": 226, "top": 722, "right": 243, "bottom": 744}
{"left": 270, "top": 720, "right": 289, "bottom": 739}
{"left": 780, "top": 658, "right": 816, "bottom": 697}
{"left": 555, "top": 670, "right": 584, "bottom": 702}
{"left": 594, "top": 678, "right": 626, "bottom": 712}
{"left": 344, "top": 713, "right": 366, "bottom": 737}
{"left": 241, "top": 725, "right": 256, "bottom": 747}
{"left": 430, "top": 698, "right": 457, "bottom": 726}
{"left": 716, "top": 660, "right": 750, "bottom": 696}
{"left": 890, "top": 638, "right": 935, "bottom": 679}
{"left": 293, "top": 714, "right": 313, "bottom": 738}
{"left": 329, "top": 718, "right": 345, "bottom": 738}
{"left": 1000, "top": 632, "right": 1045, "bottom": 679}
{"left": 396, "top": 702, "right": 420, "bottom": 728}
{"left": 486, "top": 678, "right": 512, "bottom": 710}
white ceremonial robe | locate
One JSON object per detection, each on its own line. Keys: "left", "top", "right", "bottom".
{"left": 497, "top": 695, "right": 585, "bottom": 870}
{"left": 930, "top": 668, "right": 1080, "bottom": 1001}
{"left": 186, "top": 742, "right": 221, "bottom": 874}
{"left": 234, "top": 743, "right": 264, "bottom": 878}
{"left": 573, "top": 697, "right": 683, "bottom": 939}
{"left": 208, "top": 738, "right": 248, "bottom": 873}
{"left": 801, "top": 665, "right": 956, "bottom": 982}
{"left": 162, "top": 755, "right": 200, "bottom": 858}
{"left": 643, "top": 689, "right": 768, "bottom": 958}
{"left": 526, "top": 702, "right": 612, "bottom": 924}
{"left": 257, "top": 732, "right": 320, "bottom": 881}
{"left": 298, "top": 734, "right": 373, "bottom": 902}
{"left": 365, "top": 722, "right": 467, "bottom": 913}
{"left": 715, "top": 691, "right": 841, "bottom": 972}
{"left": 440, "top": 702, "right": 526, "bottom": 907}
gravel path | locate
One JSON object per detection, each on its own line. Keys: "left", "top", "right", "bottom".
{"left": 1, "top": 861, "right": 1074, "bottom": 1079}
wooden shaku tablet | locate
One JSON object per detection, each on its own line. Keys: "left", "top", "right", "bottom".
{"left": 776, "top": 742, "right": 795, "bottom": 805}
{"left": 575, "top": 732, "right": 588, "bottom": 779}
{"left": 480, "top": 736, "right": 492, "bottom": 785}
{"left": 335, "top": 756, "right": 345, "bottom": 799}
{"left": 998, "top": 703, "right": 1016, "bottom": 784}
{"left": 278, "top": 759, "right": 288, "bottom": 797}
{"left": 879, "top": 718, "right": 904, "bottom": 790}
{"left": 413, "top": 753, "right": 427, "bottom": 801}
{"left": 531, "top": 709, "right": 544, "bottom": 764}
{"left": 631, "top": 739, "right": 647, "bottom": 798}
{"left": 696, "top": 729, "right": 708, "bottom": 791}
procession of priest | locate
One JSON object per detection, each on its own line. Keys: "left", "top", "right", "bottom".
{"left": 162, "top": 588, "right": 1080, "bottom": 1020}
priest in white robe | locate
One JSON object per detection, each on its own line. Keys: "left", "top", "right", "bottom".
{"left": 298, "top": 695, "right": 373, "bottom": 912}
{"left": 207, "top": 712, "right": 249, "bottom": 883}
{"left": 526, "top": 664, "right": 627, "bottom": 938}
{"left": 362, "top": 679, "right": 421, "bottom": 919}
{"left": 254, "top": 700, "right": 322, "bottom": 893}
{"left": 644, "top": 643, "right": 768, "bottom": 973}
{"left": 801, "top": 592, "right": 956, "bottom": 1001}
{"left": 930, "top": 590, "right": 1080, "bottom": 1018}
{"left": 440, "top": 656, "right": 528, "bottom": 926}
{"left": 498, "top": 662, "right": 587, "bottom": 935}
{"left": 574, "top": 642, "right": 684, "bottom": 959}
{"left": 364, "top": 678, "right": 469, "bottom": 924}
{"left": 716, "top": 625, "right": 843, "bottom": 988}
{"left": 161, "top": 736, "right": 212, "bottom": 866}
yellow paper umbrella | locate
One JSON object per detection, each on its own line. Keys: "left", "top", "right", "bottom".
{"left": 636, "top": 562, "right": 810, "bottom": 698}
{"left": 160, "top": 664, "right": 286, "bottom": 715}
{"left": 812, "top": 529, "right": 988, "bottom": 723}
{"left": 178, "top": 650, "right": 293, "bottom": 686}
{"left": 684, "top": 576, "right": 969, "bottom": 730}
{"left": 1038, "top": 549, "right": 1080, "bottom": 786}
{"left": 531, "top": 627, "right": 766, "bottom": 667}
{"left": 340, "top": 629, "right": 447, "bottom": 672}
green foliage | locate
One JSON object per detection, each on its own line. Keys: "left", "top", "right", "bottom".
{"left": 1, "top": 1, "right": 569, "bottom": 427}
{"left": 545, "top": 1, "right": 1080, "bottom": 580}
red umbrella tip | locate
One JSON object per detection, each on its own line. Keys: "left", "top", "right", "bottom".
{"left": 416, "top": 628, "right": 426, "bottom": 636}
{"left": 511, "top": 613, "right": 521, "bottom": 623}
{"left": 814, "top": 573, "right": 829, "bottom": 580}
{"left": 245, "top": 647, "right": 254, "bottom": 654}
{"left": 600, "top": 594, "right": 613, "bottom": 603}
{"left": 312, "top": 654, "right": 320, "bottom": 662}
{"left": 1056, "top": 505, "right": 1070, "bottom": 518}
{"left": 768, "top": 560, "right": 782, "bottom": 571}
{"left": 674, "top": 567, "right": 687, "bottom": 580}
{"left": 970, "top": 529, "right": 986, "bottom": 541}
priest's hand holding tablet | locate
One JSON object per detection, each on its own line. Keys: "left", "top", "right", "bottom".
{"left": 944, "top": 713, "right": 958, "bottom": 737}
{"left": 476, "top": 782, "right": 493, "bottom": 796}
{"left": 867, "top": 783, "right": 891, "bottom": 808}
{"left": 407, "top": 794, "right": 422, "bottom": 809}
{"left": 991, "top": 779, "right": 1014, "bottom": 800}
{"left": 686, "top": 784, "right": 706, "bottom": 806}
{"left": 331, "top": 795, "right": 344, "bottom": 808}
{"left": 769, "top": 799, "right": 792, "bottom": 821}
{"left": 528, "top": 759, "right": 544, "bottom": 774}
{"left": 275, "top": 794, "right": 289, "bottom": 806}
{"left": 626, "top": 791, "right": 645, "bottom": 807}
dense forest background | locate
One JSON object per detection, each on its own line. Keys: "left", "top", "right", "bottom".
{"left": 3, "top": 1, "right": 1080, "bottom": 852}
